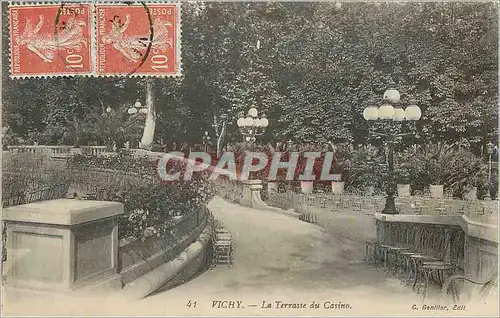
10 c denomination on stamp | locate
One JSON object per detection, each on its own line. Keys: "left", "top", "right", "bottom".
{"left": 10, "top": 3, "right": 92, "bottom": 77}
{"left": 96, "top": 3, "right": 181, "bottom": 77}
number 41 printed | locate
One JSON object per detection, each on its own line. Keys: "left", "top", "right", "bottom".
{"left": 186, "top": 300, "right": 197, "bottom": 308}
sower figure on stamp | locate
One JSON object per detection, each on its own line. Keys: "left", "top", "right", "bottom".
{"left": 16, "top": 15, "right": 87, "bottom": 63}
{"left": 102, "top": 14, "right": 173, "bottom": 63}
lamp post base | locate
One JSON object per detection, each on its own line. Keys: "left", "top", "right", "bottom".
{"left": 240, "top": 179, "right": 270, "bottom": 210}
{"left": 381, "top": 195, "right": 399, "bottom": 215}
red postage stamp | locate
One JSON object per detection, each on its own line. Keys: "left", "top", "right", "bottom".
{"left": 9, "top": 4, "right": 92, "bottom": 77}
{"left": 96, "top": 3, "right": 181, "bottom": 77}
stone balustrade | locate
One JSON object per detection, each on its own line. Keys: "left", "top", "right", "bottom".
{"left": 7, "top": 145, "right": 74, "bottom": 156}
{"left": 79, "top": 146, "right": 108, "bottom": 156}
{"left": 6, "top": 145, "right": 113, "bottom": 158}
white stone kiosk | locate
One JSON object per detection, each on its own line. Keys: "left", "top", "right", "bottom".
{"left": 2, "top": 199, "right": 124, "bottom": 292}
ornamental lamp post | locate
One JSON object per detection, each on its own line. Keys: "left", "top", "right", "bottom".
{"left": 127, "top": 100, "right": 147, "bottom": 148}
{"left": 127, "top": 100, "right": 148, "bottom": 115}
{"left": 236, "top": 106, "right": 272, "bottom": 210}
{"left": 202, "top": 131, "right": 211, "bottom": 152}
{"left": 103, "top": 99, "right": 147, "bottom": 149}
{"left": 363, "top": 84, "right": 422, "bottom": 214}
{"left": 236, "top": 106, "right": 269, "bottom": 143}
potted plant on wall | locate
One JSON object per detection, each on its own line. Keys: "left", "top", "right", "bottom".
{"left": 395, "top": 166, "right": 411, "bottom": 198}
{"left": 395, "top": 148, "right": 416, "bottom": 197}
{"left": 446, "top": 148, "right": 489, "bottom": 200}
{"left": 296, "top": 153, "right": 314, "bottom": 194}
{"left": 425, "top": 155, "right": 446, "bottom": 198}
{"left": 331, "top": 159, "right": 346, "bottom": 194}
{"left": 261, "top": 146, "right": 278, "bottom": 193}
{"left": 417, "top": 143, "right": 456, "bottom": 198}
{"left": 329, "top": 144, "right": 352, "bottom": 194}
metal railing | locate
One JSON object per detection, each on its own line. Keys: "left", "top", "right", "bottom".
{"left": 214, "top": 180, "right": 497, "bottom": 219}
{"left": 265, "top": 191, "right": 497, "bottom": 217}
{"left": 2, "top": 183, "right": 70, "bottom": 208}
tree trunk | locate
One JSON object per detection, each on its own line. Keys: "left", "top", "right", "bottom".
{"left": 74, "top": 118, "right": 80, "bottom": 147}
{"left": 213, "top": 114, "right": 228, "bottom": 159}
{"left": 140, "top": 80, "right": 156, "bottom": 150}
{"left": 217, "top": 120, "right": 227, "bottom": 158}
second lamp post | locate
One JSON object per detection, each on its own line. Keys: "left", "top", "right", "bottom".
{"left": 237, "top": 107, "right": 269, "bottom": 143}
{"left": 363, "top": 85, "right": 422, "bottom": 214}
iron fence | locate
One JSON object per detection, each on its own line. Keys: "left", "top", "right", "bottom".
{"left": 2, "top": 183, "right": 70, "bottom": 208}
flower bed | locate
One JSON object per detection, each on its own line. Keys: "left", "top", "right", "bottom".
{"left": 67, "top": 151, "right": 216, "bottom": 240}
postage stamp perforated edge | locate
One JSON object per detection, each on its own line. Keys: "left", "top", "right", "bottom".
{"left": 94, "top": 1, "right": 182, "bottom": 78}
{"left": 8, "top": 1, "right": 182, "bottom": 78}
{"left": 8, "top": 2, "right": 95, "bottom": 79}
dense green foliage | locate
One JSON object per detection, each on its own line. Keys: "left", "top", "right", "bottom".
{"left": 395, "top": 143, "right": 493, "bottom": 198}
{"left": 2, "top": 2, "right": 497, "bottom": 151}
{"left": 2, "top": 153, "right": 71, "bottom": 205}
{"left": 67, "top": 152, "right": 216, "bottom": 239}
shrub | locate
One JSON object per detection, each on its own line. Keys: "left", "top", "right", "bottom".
{"left": 67, "top": 152, "right": 216, "bottom": 240}
{"left": 401, "top": 143, "right": 488, "bottom": 197}
{"left": 445, "top": 149, "right": 488, "bottom": 198}
{"left": 344, "top": 145, "right": 387, "bottom": 193}
{"left": 2, "top": 153, "right": 71, "bottom": 206}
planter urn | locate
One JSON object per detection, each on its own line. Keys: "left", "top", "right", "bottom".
{"left": 465, "top": 187, "right": 478, "bottom": 201}
{"left": 331, "top": 181, "right": 345, "bottom": 194}
{"left": 397, "top": 184, "right": 411, "bottom": 198}
{"left": 300, "top": 181, "right": 314, "bottom": 194}
{"left": 430, "top": 184, "right": 444, "bottom": 198}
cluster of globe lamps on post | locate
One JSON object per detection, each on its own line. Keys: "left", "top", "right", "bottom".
{"left": 363, "top": 85, "right": 422, "bottom": 214}
{"left": 363, "top": 88, "right": 422, "bottom": 122}
{"left": 105, "top": 100, "right": 147, "bottom": 115}
{"left": 237, "top": 106, "right": 269, "bottom": 142}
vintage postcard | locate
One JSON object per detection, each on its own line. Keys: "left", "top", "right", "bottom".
{"left": 1, "top": 0, "right": 499, "bottom": 317}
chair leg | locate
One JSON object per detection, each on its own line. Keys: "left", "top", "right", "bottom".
{"left": 393, "top": 252, "right": 402, "bottom": 276}
{"left": 405, "top": 256, "right": 414, "bottom": 286}
{"left": 421, "top": 269, "right": 431, "bottom": 300}
{"left": 412, "top": 259, "right": 420, "bottom": 291}
{"left": 374, "top": 245, "right": 381, "bottom": 267}
{"left": 391, "top": 251, "right": 399, "bottom": 274}
{"left": 383, "top": 249, "right": 389, "bottom": 269}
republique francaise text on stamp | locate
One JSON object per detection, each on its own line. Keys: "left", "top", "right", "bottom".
{"left": 10, "top": 3, "right": 92, "bottom": 77}
{"left": 9, "top": 2, "right": 181, "bottom": 78}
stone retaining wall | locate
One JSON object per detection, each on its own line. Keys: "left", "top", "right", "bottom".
{"left": 3, "top": 148, "right": 214, "bottom": 297}
{"left": 119, "top": 207, "right": 210, "bottom": 286}
{"left": 120, "top": 213, "right": 214, "bottom": 300}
